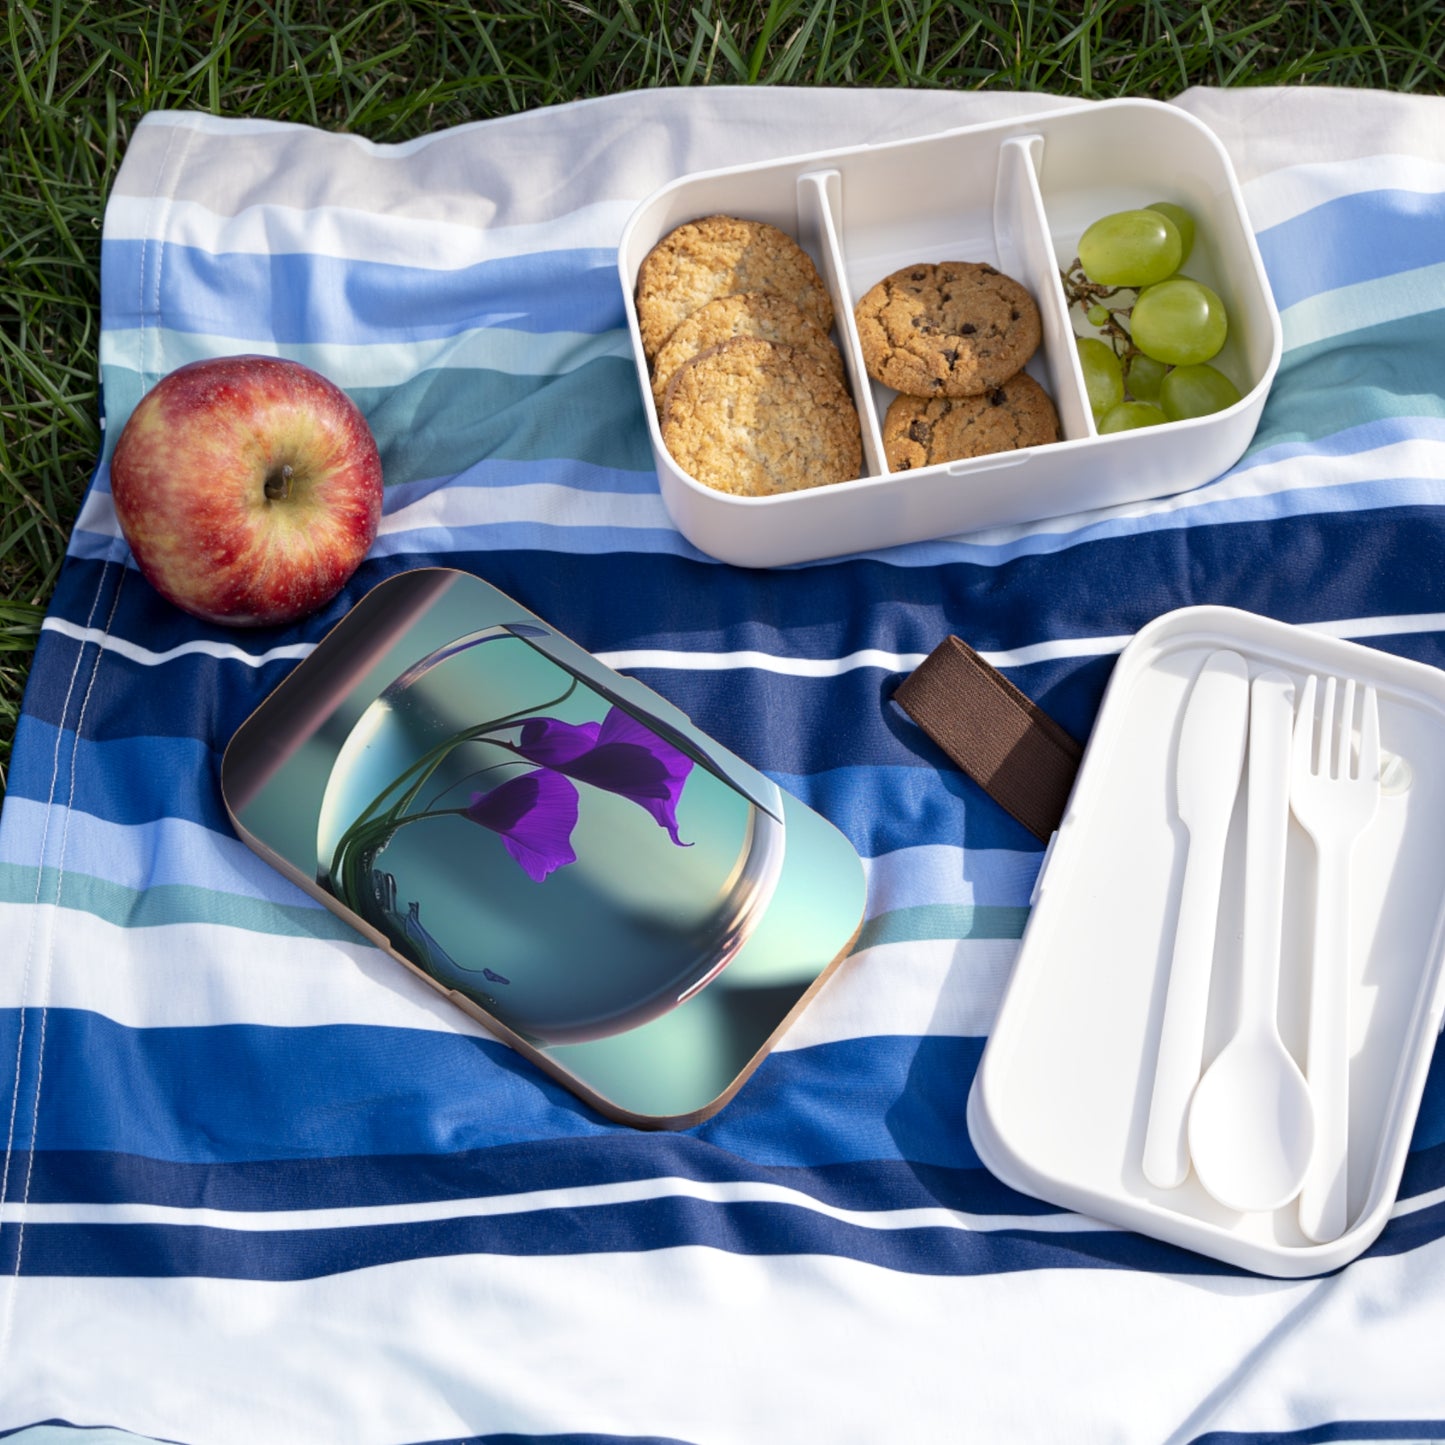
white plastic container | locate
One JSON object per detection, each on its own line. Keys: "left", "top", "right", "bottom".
{"left": 967, "top": 607, "right": 1445, "bottom": 1277}
{"left": 618, "top": 98, "right": 1282, "bottom": 568}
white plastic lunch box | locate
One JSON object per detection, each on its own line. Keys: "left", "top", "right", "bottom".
{"left": 618, "top": 98, "right": 1282, "bottom": 568}
{"left": 968, "top": 608, "right": 1445, "bottom": 1277}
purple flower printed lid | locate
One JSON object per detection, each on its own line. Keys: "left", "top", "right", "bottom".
{"left": 222, "top": 567, "right": 866, "bottom": 1127}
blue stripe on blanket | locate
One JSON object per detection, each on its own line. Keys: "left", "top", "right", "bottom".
{"left": 14, "top": 1144, "right": 1050, "bottom": 1216}
{"left": 100, "top": 242, "right": 626, "bottom": 342}
{"left": 9, "top": 1003, "right": 1441, "bottom": 1198}
{"left": 1254, "top": 186, "right": 1445, "bottom": 311}
{"left": 101, "top": 189, "right": 1445, "bottom": 353}
{"left": 8, "top": 1148, "right": 1444, "bottom": 1285}
{"left": 0, "top": 1011, "right": 981, "bottom": 1171}
{"left": 1190, "top": 1421, "right": 1445, "bottom": 1445}
{"left": 382, "top": 459, "right": 665, "bottom": 503}
{"left": 6, "top": 723, "right": 230, "bottom": 831}
{"left": 12, "top": 1147, "right": 1046, "bottom": 1218}
{"left": 37, "top": 504, "right": 1445, "bottom": 677}
{"left": 2, "top": 1202, "right": 1239, "bottom": 1281}
{"left": 0, "top": 1427, "right": 693, "bottom": 1445}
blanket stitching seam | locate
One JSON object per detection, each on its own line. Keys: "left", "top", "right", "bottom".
{"left": 0, "top": 556, "right": 116, "bottom": 1375}
{"left": 1, "top": 567, "right": 130, "bottom": 1337}
{"left": 143, "top": 119, "right": 186, "bottom": 384}
{"left": 0, "top": 113, "right": 193, "bottom": 1377}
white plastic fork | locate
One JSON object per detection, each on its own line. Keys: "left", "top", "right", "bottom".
{"left": 1290, "top": 674, "right": 1381, "bottom": 1243}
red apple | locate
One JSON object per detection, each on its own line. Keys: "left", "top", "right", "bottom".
{"left": 110, "top": 354, "right": 384, "bottom": 627}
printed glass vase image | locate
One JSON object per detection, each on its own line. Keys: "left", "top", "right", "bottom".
{"left": 316, "top": 623, "right": 786, "bottom": 1044}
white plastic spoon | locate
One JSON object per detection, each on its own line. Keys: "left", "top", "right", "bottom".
{"left": 1142, "top": 649, "right": 1251, "bottom": 1190}
{"left": 1188, "top": 668, "right": 1316, "bottom": 1213}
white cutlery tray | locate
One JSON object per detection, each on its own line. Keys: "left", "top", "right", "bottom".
{"left": 967, "top": 606, "right": 1445, "bottom": 1276}
{"left": 617, "top": 99, "right": 1282, "bottom": 568}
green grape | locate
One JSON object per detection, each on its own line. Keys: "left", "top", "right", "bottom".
{"left": 1086, "top": 305, "right": 1111, "bottom": 327}
{"left": 1098, "top": 401, "right": 1168, "bottom": 433}
{"left": 1146, "top": 202, "right": 1196, "bottom": 264}
{"left": 1076, "top": 337, "right": 1124, "bottom": 419}
{"left": 1077, "top": 209, "right": 1183, "bottom": 288}
{"left": 1130, "top": 277, "right": 1228, "bottom": 366}
{"left": 1160, "top": 363, "right": 1242, "bottom": 420}
{"left": 1125, "top": 353, "right": 1168, "bottom": 404}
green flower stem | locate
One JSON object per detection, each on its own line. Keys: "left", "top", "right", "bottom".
{"left": 325, "top": 677, "right": 580, "bottom": 906}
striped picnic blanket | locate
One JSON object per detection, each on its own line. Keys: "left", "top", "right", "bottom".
{"left": 3, "top": 85, "right": 1444, "bottom": 1443}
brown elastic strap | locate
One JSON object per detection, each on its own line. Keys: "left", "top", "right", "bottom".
{"left": 893, "top": 635, "right": 1083, "bottom": 842}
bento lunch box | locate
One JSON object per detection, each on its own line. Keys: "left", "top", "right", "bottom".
{"left": 968, "top": 607, "right": 1445, "bottom": 1277}
{"left": 617, "top": 98, "right": 1282, "bottom": 568}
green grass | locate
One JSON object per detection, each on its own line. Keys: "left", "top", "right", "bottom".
{"left": 3, "top": 0, "right": 1444, "bottom": 797}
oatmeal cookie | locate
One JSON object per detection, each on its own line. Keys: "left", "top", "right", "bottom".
{"left": 854, "top": 261, "right": 1041, "bottom": 397}
{"left": 650, "top": 291, "right": 844, "bottom": 410}
{"left": 660, "top": 336, "right": 861, "bottom": 497}
{"left": 636, "top": 215, "right": 835, "bottom": 360}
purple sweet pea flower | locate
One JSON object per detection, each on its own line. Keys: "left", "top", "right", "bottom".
{"left": 510, "top": 715, "right": 600, "bottom": 767}
{"left": 511, "top": 707, "right": 694, "bottom": 844}
{"left": 465, "top": 768, "right": 579, "bottom": 882}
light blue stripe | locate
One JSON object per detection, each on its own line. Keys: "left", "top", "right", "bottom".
{"left": 1242, "top": 413, "right": 1445, "bottom": 468}
{"left": 0, "top": 797, "right": 317, "bottom": 904}
{"left": 85, "top": 453, "right": 661, "bottom": 513}
{"left": 100, "top": 238, "right": 624, "bottom": 344}
{"left": 864, "top": 845, "right": 1042, "bottom": 910}
{"left": 1255, "top": 185, "right": 1445, "bottom": 311}
{"left": 368, "top": 522, "right": 705, "bottom": 561}
{"left": 382, "top": 458, "right": 663, "bottom": 507}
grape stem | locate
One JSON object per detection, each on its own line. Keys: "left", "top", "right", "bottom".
{"left": 1061, "top": 257, "right": 1139, "bottom": 363}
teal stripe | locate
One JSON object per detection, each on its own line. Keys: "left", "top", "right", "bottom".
{"left": 99, "top": 323, "right": 633, "bottom": 391}
{"left": 352, "top": 358, "right": 653, "bottom": 483}
{"left": 2, "top": 860, "right": 1026, "bottom": 957}
{"left": 1250, "top": 308, "right": 1445, "bottom": 455}
{"left": 100, "top": 356, "right": 656, "bottom": 484}
{"left": 0, "top": 862, "right": 357, "bottom": 941}
{"left": 851, "top": 903, "right": 1029, "bottom": 952}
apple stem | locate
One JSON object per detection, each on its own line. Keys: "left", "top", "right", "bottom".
{"left": 264, "top": 463, "right": 294, "bottom": 502}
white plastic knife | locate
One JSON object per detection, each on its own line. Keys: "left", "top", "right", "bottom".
{"left": 1142, "top": 649, "right": 1252, "bottom": 1189}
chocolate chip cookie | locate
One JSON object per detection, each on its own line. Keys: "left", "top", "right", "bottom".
{"left": 660, "top": 336, "right": 861, "bottom": 497}
{"left": 650, "top": 291, "right": 844, "bottom": 410}
{"left": 636, "top": 216, "right": 835, "bottom": 361}
{"left": 854, "top": 262, "right": 1041, "bottom": 397}
{"left": 882, "top": 373, "right": 1059, "bottom": 471}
